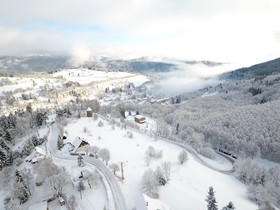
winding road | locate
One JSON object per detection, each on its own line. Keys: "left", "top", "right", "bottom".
{"left": 124, "top": 121, "right": 236, "bottom": 175}
{"left": 163, "top": 138, "right": 235, "bottom": 174}
{"left": 46, "top": 124, "right": 127, "bottom": 210}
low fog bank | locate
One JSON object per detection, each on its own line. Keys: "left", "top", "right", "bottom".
{"left": 153, "top": 63, "right": 237, "bottom": 96}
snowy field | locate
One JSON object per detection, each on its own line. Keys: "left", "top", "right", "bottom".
{"left": 62, "top": 117, "right": 258, "bottom": 210}
{"left": 53, "top": 68, "right": 150, "bottom": 86}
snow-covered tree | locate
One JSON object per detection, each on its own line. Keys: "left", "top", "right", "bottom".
{"left": 0, "top": 139, "right": 10, "bottom": 152}
{"left": 13, "top": 170, "right": 30, "bottom": 204}
{"left": 145, "top": 146, "right": 162, "bottom": 160}
{"left": 109, "top": 163, "right": 120, "bottom": 175}
{"left": 5, "top": 130, "right": 12, "bottom": 142}
{"left": 161, "top": 161, "right": 171, "bottom": 181}
{"left": 90, "top": 146, "right": 99, "bottom": 158}
{"left": 154, "top": 166, "right": 166, "bottom": 186}
{"left": 49, "top": 168, "right": 70, "bottom": 196}
{"left": 57, "top": 135, "right": 63, "bottom": 150}
{"left": 141, "top": 169, "right": 159, "bottom": 198}
{"left": 99, "top": 148, "right": 110, "bottom": 165}
{"left": 21, "top": 168, "right": 34, "bottom": 196}
{"left": 98, "top": 120, "right": 104, "bottom": 127}
{"left": 77, "top": 154, "right": 84, "bottom": 167}
{"left": 205, "top": 186, "right": 218, "bottom": 210}
{"left": 178, "top": 150, "right": 188, "bottom": 164}
{"left": 77, "top": 180, "right": 85, "bottom": 199}
{"left": 36, "top": 157, "right": 60, "bottom": 181}
{"left": 222, "top": 201, "right": 235, "bottom": 210}
{"left": 4, "top": 197, "right": 20, "bottom": 210}
{"left": 0, "top": 148, "right": 7, "bottom": 169}
{"left": 34, "top": 111, "right": 47, "bottom": 127}
{"left": 87, "top": 170, "right": 101, "bottom": 189}
{"left": 22, "top": 139, "right": 34, "bottom": 156}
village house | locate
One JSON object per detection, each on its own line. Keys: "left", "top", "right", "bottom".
{"left": 86, "top": 107, "right": 93, "bottom": 117}
{"left": 64, "top": 137, "right": 90, "bottom": 154}
{"left": 26, "top": 146, "right": 46, "bottom": 164}
{"left": 135, "top": 115, "right": 146, "bottom": 124}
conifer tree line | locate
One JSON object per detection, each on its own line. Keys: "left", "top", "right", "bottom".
{"left": 0, "top": 104, "right": 48, "bottom": 171}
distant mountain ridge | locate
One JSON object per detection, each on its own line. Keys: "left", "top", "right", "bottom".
{"left": 0, "top": 56, "right": 71, "bottom": 73}
{"left": 0, "top": 55, "right": 223, "bottom": 74}
{"left": 220, "top": 57, "right": 280, "bottom": 80}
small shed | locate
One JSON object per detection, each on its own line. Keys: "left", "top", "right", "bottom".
{"left": 58, "top": 196, "right": 65, "bottom": 206}
{"left": 86, "top": 107, "right": 93, "bottom": 117}
{"left": 135, "top": 115, "right": 146, "bottom": 124}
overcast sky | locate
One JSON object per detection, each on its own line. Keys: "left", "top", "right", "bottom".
{"left": 0, "top": 0, "right": 280, "bottom": 66}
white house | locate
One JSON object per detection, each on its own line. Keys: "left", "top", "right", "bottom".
{"left": 26, "top": 147, "right": 46, "bottom": 164}
{"left": 64, "top": 137, "right": 90, "bottom": 154}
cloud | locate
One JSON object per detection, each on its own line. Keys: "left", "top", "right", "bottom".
{"left": 69, "top": 44, "right": 93, "bottom": 66}
{"left": 0, "top": 0, "right": 279, "bottom": 65}
{"left": 153, "top": 63, "right": 236, "bottom": 96}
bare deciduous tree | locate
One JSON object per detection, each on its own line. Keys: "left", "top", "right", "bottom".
{"left": 161, "top": 161, "right": 171, "bottom": 181}
{"left": 49, "top": 168, "right": 70, "bottom": 196}
{"left": 109, "top": 163, "right": 120, "bottom": 175}
{"left": 141, "top": 169, "right": 159, "bottom": 199}
{"left": 99, "top": 148, "right": 111, "bottom": 165}
{"left": 87, "top": 170, "right": 101, "bottom": 189}
{"left": 178, "top": 150, "right": 188, "bottom": 164}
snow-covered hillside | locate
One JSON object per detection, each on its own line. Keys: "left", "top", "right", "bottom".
{"left": 59, "top": 117, "right": 257, "bottom": 210}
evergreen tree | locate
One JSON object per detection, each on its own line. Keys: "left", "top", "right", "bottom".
{"left": 78, "top": 155, "right": 84, "bottom": 167}
{"left": 35, "top": 111, "right": 47, "bottom": 127}
{"left": 0, "top": 148, "right": 7, "bottom": 169}
{"left": 222, "top": 201, "right": 235, "bottom": 210}
{"left": 57, "top": 136, "right": 63, "bottom": 150}
{"left": 31, "top": 135, "right": 39, "bottom": 147}
{"left": 0, "top": 138, "right": 10, "bottom": 152}
{"left": 77, "top": 180, "right": 85, "bottom": 199}
{"left": 14, "top": 170, "right": 29, "bottom": 204}
{"left": 205, "top": 186, "right": 218, "bottom": 210}
{"left": 5, "top": 130, "right": 12, "bottom": 142}
{"left": 22, "top": 140, "right": 34, "bottom": 156}
{"left": 0, "top": 115, "right": 9, "bottom": 130}
{"left": 4, "top": 151, "right": 13, "bottom": 167}
{"left": 4, "top": 197, "right": 20, "bottom": 210}
{"left": 7, "top": 113, "right": 17, "bottom": 129}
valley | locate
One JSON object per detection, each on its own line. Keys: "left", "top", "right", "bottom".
{"left": 0, "top": 57, "right": 280, "bottom": 210}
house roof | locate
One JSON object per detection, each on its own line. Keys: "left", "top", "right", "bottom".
{"left": 87, "top": 107, "right": 92, "bottom": 111}
{"left": 35, "top": 147, "right": 46, "bottom": 156}
{"left": 135, "top": 115, "right": 145, "bottom": 120}
{"left": 71, "top": 137, "right": 83, "bottom": 152}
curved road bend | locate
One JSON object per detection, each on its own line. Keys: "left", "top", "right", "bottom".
{"left": 47, "top": 124, "right": 128, "bottom": 210}
{"left": 163, "top": 138, "right": 235, "bottom": 174}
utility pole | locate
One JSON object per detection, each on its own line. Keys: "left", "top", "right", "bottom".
{"left": 120, "top": 162, "right": 124, "bottom": 180}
